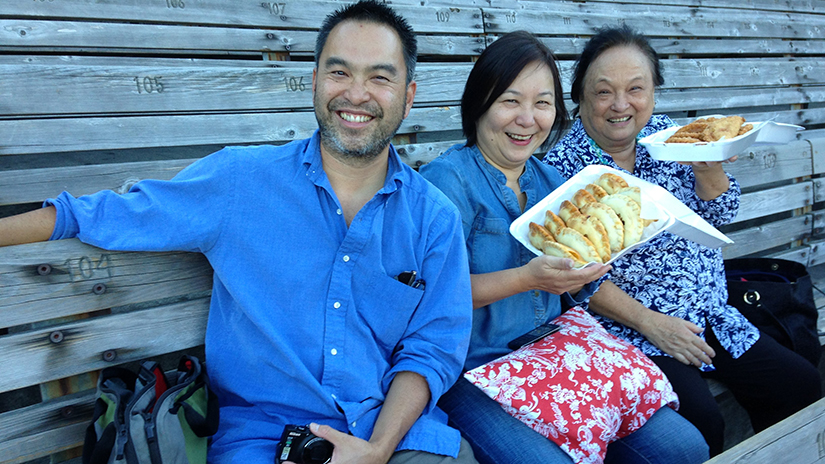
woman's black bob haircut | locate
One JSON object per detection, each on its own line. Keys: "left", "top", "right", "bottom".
{"left": 461, "top": 31, "right": 568, "bottom": 151}
{"left": 570, "top": 24, "right": 664, "bottom": 117}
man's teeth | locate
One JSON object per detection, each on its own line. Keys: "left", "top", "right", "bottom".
{"left": 340, "top": 112, "right": 373, "bottom": 123}
{"left": 508, "top": 133, "right": 531, "bottom": 141}
{"left": 609, "top": 116, "right": 631, "bottom": 123}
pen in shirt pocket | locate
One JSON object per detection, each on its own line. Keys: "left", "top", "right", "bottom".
{"left": 396, "top": 270, "right": 426, "bottom": 290}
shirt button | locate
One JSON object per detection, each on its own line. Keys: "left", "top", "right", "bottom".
{"left": 534, "top": 290, "right": 540, "bottom": 297}
{"left": 343, "top": 255, "right": 350, "bottom": 262}
{"left": 331, "top": 394, "right": 337, "bottom": 399}
{"left": 351, "top": 421, "right": 357, "bottom": 427}
{"left": 337, "top": 208, "right": 342, "bottom": 215}
{"left": 331, "top": 348, "right": 338, "bottom": 355}
{"left": 334, "top": 302, "right": 341, "bottom": 309}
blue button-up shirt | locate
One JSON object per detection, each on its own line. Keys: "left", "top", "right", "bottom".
{"left": 47, "top": 131, "right": 473, "bottom": 461}
{"left": 419, "top": 143, "right": 594, "bottom": 371}
{"left": 544, "top": 116, "right": 759, "bottom": 370}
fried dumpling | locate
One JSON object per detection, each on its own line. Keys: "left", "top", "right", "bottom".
{"left": 580, "top": 202, "right": 624, "bottom": 253}
{"left": 600, "top": 194, "right": 644, "bottom": 248}
{"left": 554, "top": 227, "right": 603, "bottom": 264}
{"left": 528, "top": 222, "right": 555, "bottom": 251}
{"left": 566, "top": 213, "right": 612, "bottom": 263}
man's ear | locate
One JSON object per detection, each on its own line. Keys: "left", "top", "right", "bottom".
{"left": 403, "top": 80, "right": 417, "bottom": 119}
{"left": 312, "top": 68, "right": 317, "bottom": 93}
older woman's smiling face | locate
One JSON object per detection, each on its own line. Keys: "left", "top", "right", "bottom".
{"left": 579, "top": 45, "right": 655, "bottom": 153}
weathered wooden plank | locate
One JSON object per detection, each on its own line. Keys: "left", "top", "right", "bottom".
{"left": 0, "top": 159, "right": 196, "bottom": 206}
{"left": 0, "top": 390, "right": 93, "bottom": 464}
{"left": 0, "top": 239, "right": 212, "bottom": 329}
{"left": 721, "top": 215, "right": 812, "bottom": 259}
{"left": 0, "top": 139, "right": 468, "bottom": 206}
{"left": 705, "top": 396, "right": 825, "bottom": 464}
{"left": 482, "top": 3, "right": 825, "bottom": 39}
{"left": 0, "top": 63, "right": 472, "bottom": 116}
{"left": 0, "top": 297, "right": 209, "bottom": 393}
{"left": 0, "top": 105, "right": 462, "bottom": 155}
{"left": 534, "top": 36, "right": 825, "bottom": 57}
{"left": 721, "top": 140, "right": 813, "bottom": 189}
{"left": 733, "top": 182, "right": 814, "bottom": 224}
{"left": 766, "top": 246, "right": 813, "bottom": 266}
{"left": 483, "top": 0, "right": 825, "bottom": 14}
{"left": 0, "top": 0, "right": 484, "bottom": 34}
{"left": 0, "top": 20, "right": 486, "bottom": 57}
{"left": 3, "top": 59, "right": 822, "bottom": 119}
{"left": 659, "top": 58, "right": 825, "bottom": 89}
{"left": 655, "top": 86, "right": 825, "bottom": 114}
{"left": 804, "top": 239, "right": 825, "bottom": 268}
{"left": 812, "top": 138, "right": 825, "bottom": 175}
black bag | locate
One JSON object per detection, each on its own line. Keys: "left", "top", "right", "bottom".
{"left": 725, "top": 257, "right": 821, "bottom": 368}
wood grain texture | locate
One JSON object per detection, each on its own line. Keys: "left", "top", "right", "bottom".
{"left": 0, "top": 297, "right": 209, "bottom": 393}
{"left": 705, "top": 397, "right": 825, "bottom": 464}
{"left": 0, "top": 238, "right": 212, "bottom": 329}
{"left": 722, "top": 215, "right": 813, "bottom": 259}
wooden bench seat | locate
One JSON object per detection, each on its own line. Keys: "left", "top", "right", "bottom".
{"left": 1, "top": 0, "right": 824, "bottom": 463}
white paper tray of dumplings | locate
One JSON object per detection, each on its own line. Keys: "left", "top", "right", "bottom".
{"left": 509, "top": 165, "right": 733, "bottom": 266}
{"left": 639, "top": 118, "right": 804, "bottom": 162}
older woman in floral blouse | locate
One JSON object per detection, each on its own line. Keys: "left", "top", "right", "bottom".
{"left": 544, "top": 24, "right": 821, "bottom": 456}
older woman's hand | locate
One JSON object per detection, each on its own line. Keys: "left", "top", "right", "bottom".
{"left": 522, "top": 255, "right": 611, "bottom": 296}
{"left": 680, "top": 156, "right": 736, "bottom": 200}
{"left": 639, "top": 311, "right": 716, "bottom": 367}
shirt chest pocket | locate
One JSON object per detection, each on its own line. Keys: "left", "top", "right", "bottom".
{"left": 468, "top": 216, "right": 511, "bottom": 274}
{"left": 351, "top": 268, "right": 424, "bottom": 354}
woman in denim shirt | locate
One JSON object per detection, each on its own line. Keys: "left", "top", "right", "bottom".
{"left": 542, "top": 25, "right": 820, "bottom": 456}
{"left": 420, "top": 31, "right": 708, "bottom": 464}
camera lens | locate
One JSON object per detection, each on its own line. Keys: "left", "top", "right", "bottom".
{"left": 302, "top": 437, "right": 334, "bottom": 464}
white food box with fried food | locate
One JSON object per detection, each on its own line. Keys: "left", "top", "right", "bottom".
{"left": 509, "top": 165, "right": 733, "bottom": 266}
{"left": 638, "top": 116, "right": 804, "bottom": 162}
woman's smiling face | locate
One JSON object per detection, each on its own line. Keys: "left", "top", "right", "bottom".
{"left": 475, "top": 62, "right": 557, "bottom": 173}
{"left": 579, "top": 45, "right": 656, "bottom": 151}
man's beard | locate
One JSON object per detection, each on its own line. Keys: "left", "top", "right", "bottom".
{"left": 315, "top": 95, "right": 405, "bottom": 164}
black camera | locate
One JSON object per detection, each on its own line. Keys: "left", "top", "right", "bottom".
{"left": 275, "top": 424, "right": 334, "bottom": 464}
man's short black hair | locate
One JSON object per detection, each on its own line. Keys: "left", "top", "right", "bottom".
{"left": 315, "top": 0, "right": 417, "bottom": 85}
{"left": 461, "top": 31, "right": 568, "bottom": 150}
{"left": 570, "top": 24, "right": 664, "bottom": 117}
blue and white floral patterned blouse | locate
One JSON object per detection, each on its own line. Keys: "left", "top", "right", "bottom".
{"left": 543, "top": 115, "right": 760, "bottom": 370}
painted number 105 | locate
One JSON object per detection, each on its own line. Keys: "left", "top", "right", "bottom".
{"left": 134, "top": 76, "right": 164, "bottom": 94}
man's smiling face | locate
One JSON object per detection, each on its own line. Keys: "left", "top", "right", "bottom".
{"left": 312, "top": 20, "right": 415, "bottom": 164}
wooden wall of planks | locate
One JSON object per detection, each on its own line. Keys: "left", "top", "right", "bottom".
{"left": 0, "top": 1, "right": 824, "bottom": 463}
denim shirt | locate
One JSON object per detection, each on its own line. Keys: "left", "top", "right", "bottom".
{"left": 544, "top": 116, "right": 759, "bottom": 370}
{"left": 419, "top": 143, "right": 595, "bottom": 371}
{"left": 46, "top": 131, "right": 473, "bottom": 461}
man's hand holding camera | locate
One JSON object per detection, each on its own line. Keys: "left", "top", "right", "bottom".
{"left": 285, "top": 423, "right": 395, "bottom": 464}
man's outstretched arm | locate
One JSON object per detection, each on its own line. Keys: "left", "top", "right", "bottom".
{"left": 0, "top": 206, "right": 56, "bottom": 247}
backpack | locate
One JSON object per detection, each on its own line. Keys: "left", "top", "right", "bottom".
{"left": 83, "top": 355, "right": 220, "bottom": 464}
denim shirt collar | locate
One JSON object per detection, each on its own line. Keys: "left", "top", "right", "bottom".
{"left": 302, "top": 130, "right": 407, "bottom": 195}
{"left": 470, "top": 145, "right": 539, "bottom": 215}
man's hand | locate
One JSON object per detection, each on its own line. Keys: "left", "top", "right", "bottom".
{"left": 285, "top": 422, "right": 392, "bottom": 464}
{"left": 521, "top": 255, "right": 611, "bottom": 296}
{"left": 639, "top": 311, "right": 716, "bottom": 367}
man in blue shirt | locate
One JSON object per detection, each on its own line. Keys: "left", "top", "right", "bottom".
{"left": 0, "top": 2, "right": 475, "bottom": 463}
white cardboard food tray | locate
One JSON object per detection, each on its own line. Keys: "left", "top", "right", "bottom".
{"left": 638, "top": 117, "right": 804, "bottom": 162}
{"left": 509, "top": 165, "right": 733, "bottom": 266}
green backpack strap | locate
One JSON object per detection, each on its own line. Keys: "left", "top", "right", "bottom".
{"left": 82, "top": 367, "right": 138, "bottom": 464}
{"left": 169, "top": 356, "right": 220, "bottom": 438}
